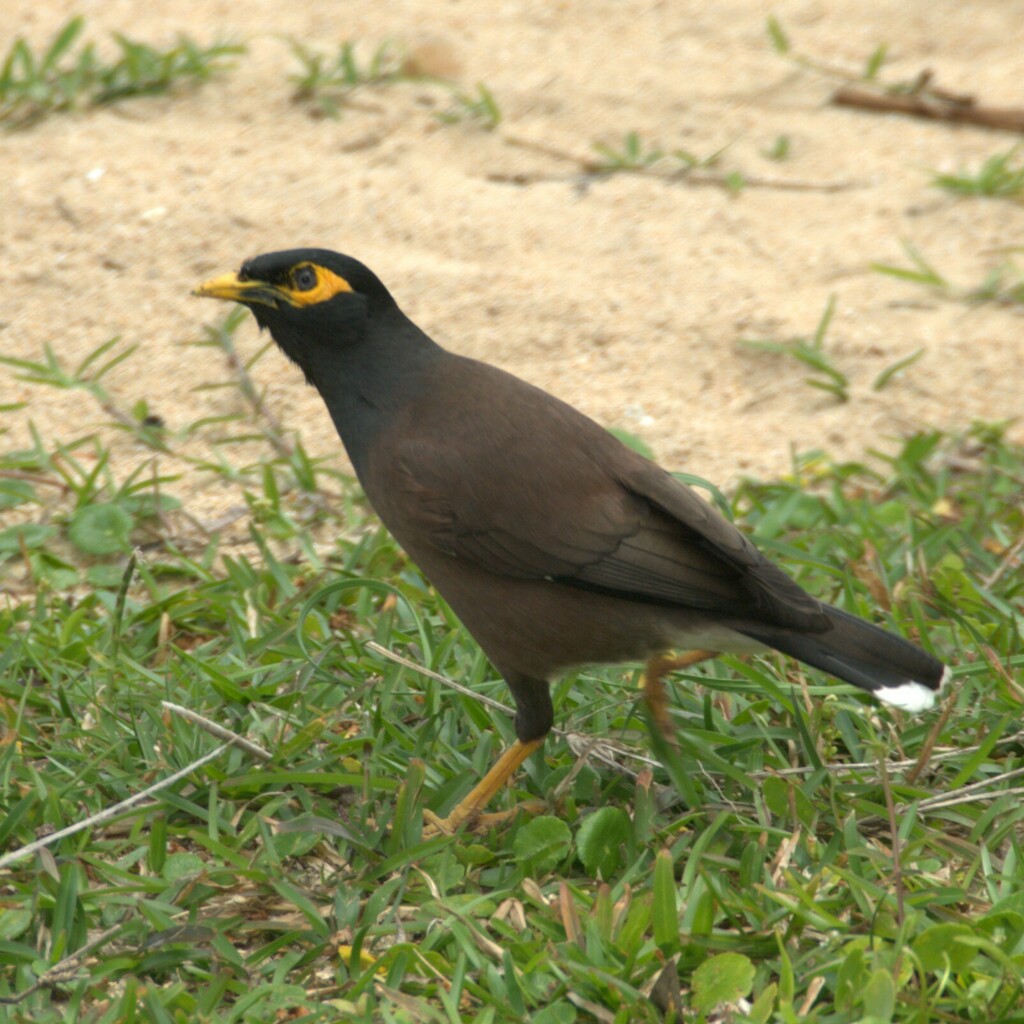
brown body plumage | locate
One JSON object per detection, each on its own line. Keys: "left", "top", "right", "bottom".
{"left": 196, "top": 248, "right": 947, "bottom": 830}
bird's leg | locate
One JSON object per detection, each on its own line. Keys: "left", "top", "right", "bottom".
{"left": 423, "top": 737, "right": 545, "bottom": 835}
{"left": 643, "top": 650, "right": 719, "bottom": 742}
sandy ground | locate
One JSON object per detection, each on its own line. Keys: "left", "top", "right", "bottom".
{"left": 4, "top": 0, "right": 1023, "bottom": 530}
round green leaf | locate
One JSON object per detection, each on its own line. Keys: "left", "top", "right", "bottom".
{"left": 861, "top": 967, "right": 895, "bottom": 1022}
{"left": 161, "top": 852, "right": 206, "bottom": 880}
{"left": 0, "top": 907, "right": 32, "bottom": 942}
{"left": 835, "top": 945, "right": 867, "bottom": 1011}
{"left": 85, "top": 563, "right": 129, "bottom": 588}
{"left": 762, "top": 775, "right": 814, "bottom": 826}
{"left": 692, "top": 952, "right": 755, "bottom": 1014}
{"left": 0, "top": 479, "right": 36, "bottom": 509}
{"left": 455, "top": 842, "right": 496, "bottom": 867}
{"left": 68, "top": 503, "right": 133, "bottom": 555}
{"left": 532, "top": 1002, "right": 576, "bottom": 1024}
{"left": 0, "top": 523, "right": 55, "bottom": 553}
{"left": 37, "top": 562, "right": 80, "bottom": 591}
{"left": 576, "top": 806, "right": 631, "bottom": 878}
{"left": 512, "top": 815, "right": 571, "bottom": 874}
{"left": 912, "top": 923, "right": 979, "bottom": 973}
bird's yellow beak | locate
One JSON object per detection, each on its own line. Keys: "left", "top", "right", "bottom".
{"left": 193, "top": 271, "right": 282, "bottom": 308}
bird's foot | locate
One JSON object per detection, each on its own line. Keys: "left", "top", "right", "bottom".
{"left": 423, "top": 800, "right": 546, "bottom": 837}
{"left": 421, "top": 737, "right": 545, "bottom": 837}
{"left": 643, "top": 650, "right": 719, "bottom": 744}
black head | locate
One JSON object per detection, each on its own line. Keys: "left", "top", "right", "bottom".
{"left": 196, "top": 248, "right": 396, "bottom": 316}
{"left": 194, "top": 248, "right": 412, "bottom": 383}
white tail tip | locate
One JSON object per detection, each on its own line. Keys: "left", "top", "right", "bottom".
{"left": 875, "top": 665, "right": 950, "bottom": 713}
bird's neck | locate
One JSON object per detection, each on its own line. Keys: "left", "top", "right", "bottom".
{"left": 308, "top": 321, "right": 443, "bottom": 482}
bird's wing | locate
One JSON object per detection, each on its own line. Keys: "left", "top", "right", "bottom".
{"left": 610, "top": 458, "right": 828, "bottom": 627}
{"left": 385, "top": 397, "right": 824, "bottom": 627}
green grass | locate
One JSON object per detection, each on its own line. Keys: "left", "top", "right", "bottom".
{"left": 288, "top": 39, "right": 407, "bottom": 118}
{"left": 738, "top": 296, "right": 924, "bottom": 403}
{"left": 932, "top": 146, "right": 1024, "bottom": 201}
{"left": 762, "top": 135, "right": 792, "bottom": 162}
{"left": 766, "top": 16, "right": 890, "bottom": 86}
{"left": 1, "top": 325, "right": 1023, "bottom": 1022}
{"left": 873, "top": 243, "right": 1024, "bottom": 309}
{"left": 739, "top": 296, "right": 850, "bottom": 402}
{"left": 590, "top": 132, "right": 744, "bottom": 191}
{"left": 435, "top": 82, "right": 502, "bottom": 131}
{"left": 287, "top": 38, "right": 501, "bottom": 130}
{"left": 0, "top": 16, "right": 243, "bottom": 128}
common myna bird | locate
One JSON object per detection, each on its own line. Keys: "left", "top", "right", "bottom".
{"left": 195, "top": 249, "right": 948, "bottom": 832}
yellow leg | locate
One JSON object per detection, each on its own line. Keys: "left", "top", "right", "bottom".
{"left": 643, "top": 650, "right": 718, "bottom": 742}
{"left": 423, "top": 737, "right": 545, "bottom": 835}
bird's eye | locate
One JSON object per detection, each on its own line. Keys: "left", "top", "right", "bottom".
{"left": 292, "top": 265, "right": 318, "bottom": 291}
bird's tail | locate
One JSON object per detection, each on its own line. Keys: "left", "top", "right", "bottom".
{"left": 735, "top": 605, "right": 948, "bottom": 712}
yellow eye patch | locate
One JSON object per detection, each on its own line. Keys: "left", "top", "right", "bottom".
{"left": 281, "top": 263, "right": 353, "bottom": 306}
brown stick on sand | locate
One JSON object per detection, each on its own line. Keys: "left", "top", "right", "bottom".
{"left": 833, "top": 82, "right": 1024, "bottom": 133}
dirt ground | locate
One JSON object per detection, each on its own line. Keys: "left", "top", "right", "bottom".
{"left": 4, "top": 1, "right": 1023, "bottom": 528}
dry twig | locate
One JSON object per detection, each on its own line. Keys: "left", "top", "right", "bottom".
{"left": 833, "top": 81, "right": 1024, "bottom": 133}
